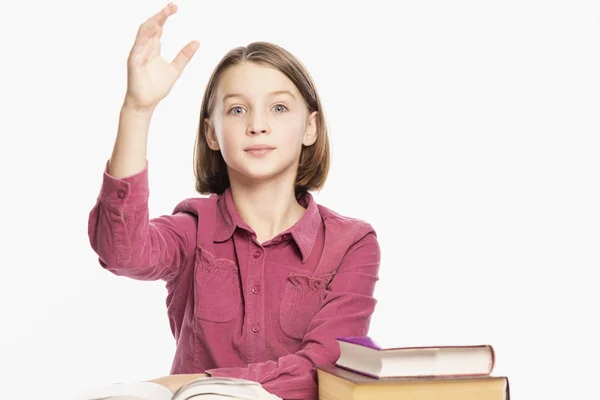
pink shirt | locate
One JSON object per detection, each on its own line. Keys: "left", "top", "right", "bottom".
{"left": 88, "top": 161, "right": 380, "bottom": 400}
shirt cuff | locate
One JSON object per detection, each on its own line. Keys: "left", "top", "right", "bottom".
{"left": 204, "top": 367, "right": 249, "bottom": 381}
{"left": 99, "top": 159, "right": 149, "bottom": 213}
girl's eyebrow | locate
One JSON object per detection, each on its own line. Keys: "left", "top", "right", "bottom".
{"left": 222, "top": 90, "right": 296, "bottom": 103}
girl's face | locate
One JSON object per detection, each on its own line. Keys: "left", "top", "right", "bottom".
{"left": 205, "top": 62, "right": 317, "bottom": 187}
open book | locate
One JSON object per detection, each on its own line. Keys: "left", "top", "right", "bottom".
{"left": 72, "top": 376, "right": 282, "bottom": 400}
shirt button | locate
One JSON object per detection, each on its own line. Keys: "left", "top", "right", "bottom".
{"left": 251, "top": 286, "right": 260, "bottom": 294}
{"left": 253, "top": 250, "right": 262, "bottom": 258}
{"left": 282, "top": 233, "right": 290, "bottom": 240}
{"left": 252, "top": 323, "right": 260, "bottom": 333}
{"left": 117, "top": 189, "right": 126, "bottom": 199}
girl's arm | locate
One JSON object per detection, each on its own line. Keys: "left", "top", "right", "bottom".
{"left": 89, "top": 2, "right": 199, "bottom": 282}
{"left": 88, "top": 156, "right": 197, "bottom": 282}
{"left": 88, "top": 105, "right": 192, "bottom": 282}
{"left": 107, "top": 102, "right": 153, "bottom": 179}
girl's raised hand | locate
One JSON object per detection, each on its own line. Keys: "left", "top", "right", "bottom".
{"left": 124, "top": 2, "right": 199, "bottom": 112}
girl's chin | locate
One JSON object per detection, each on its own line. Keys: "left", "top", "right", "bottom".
{"left": 231, "top": 167, "right": 293, "bottom": 184}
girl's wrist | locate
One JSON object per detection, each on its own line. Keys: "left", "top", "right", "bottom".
{"left": 148, "top": 373, "right": 209, "bottom": 393}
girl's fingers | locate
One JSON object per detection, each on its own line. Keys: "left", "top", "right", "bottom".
{"left": 142, "top": 2, "right": 176, "bottom": 32}
{"left": 131, "top": 24, "right": 158, "bottom": 56}
{"left": 129, "top": 26, "right": 160, "bottom": 70}
{"left": 171, "top": 40, "right": 200, "bottom": 74}
{"left": 133, "top": 3, "right": 176, "bottom": 50}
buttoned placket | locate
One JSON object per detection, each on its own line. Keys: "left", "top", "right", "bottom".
{"left": 246, "top": 235, "right": 266, "bottom": 363}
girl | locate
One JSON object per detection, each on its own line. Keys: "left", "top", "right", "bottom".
{"left": 88, "top": 3, "right": 380, "bottom": 399}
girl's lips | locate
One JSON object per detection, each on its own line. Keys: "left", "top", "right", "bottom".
{"left": 245, "top": 148, "right": 274, "bottom": 156}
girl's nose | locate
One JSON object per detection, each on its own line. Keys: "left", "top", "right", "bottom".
{"left": 247, "top": 112, "right": 270, "bottom": 135}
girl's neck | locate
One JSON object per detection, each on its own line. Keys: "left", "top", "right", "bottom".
{"left": 228, "top": 175, "right": 306, "bottom": 244}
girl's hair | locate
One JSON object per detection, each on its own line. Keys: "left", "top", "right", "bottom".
{"left": 193, "top": 41, "right": 330, "bottom": 196}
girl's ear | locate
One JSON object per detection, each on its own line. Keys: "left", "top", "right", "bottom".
{"left": 302, "top": 111, "right": 318, "bottom": 146}
{"left": 204, "top": 118, "right": 220, "bottom": 150}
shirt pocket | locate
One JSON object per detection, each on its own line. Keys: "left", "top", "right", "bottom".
{"left": 194, "top": 246, "right": 242, "bottom": 323}
{"left": 279, "top": 273, "right": 332, "bottom": 340}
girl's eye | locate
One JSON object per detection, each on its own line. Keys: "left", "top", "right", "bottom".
{"left": 230, "top": 106, "right": 245, "bottom": 115}
{"left": 273, "top": 104, "right": 288, "bottom": 113}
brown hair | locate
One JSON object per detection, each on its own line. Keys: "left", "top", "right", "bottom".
{"left": 193, "top": 41, "right": 330, "bottom": 195}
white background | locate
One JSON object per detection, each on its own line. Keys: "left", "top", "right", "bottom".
{"left": 1, "top": 0, "right": 598, "bottom": 398}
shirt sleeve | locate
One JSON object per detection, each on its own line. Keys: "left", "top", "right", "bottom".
{"left": 205, "top": 231, "right": 381, "bottom": 400}
{"left": 87, "top": 159, "right": 197, "bottom": 281}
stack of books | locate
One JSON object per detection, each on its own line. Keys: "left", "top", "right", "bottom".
{"left": 317, "top": 337, "right": 509, "bottom": 400}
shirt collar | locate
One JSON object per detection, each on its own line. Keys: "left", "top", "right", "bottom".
{"left": 214, "top": 187, "right": 320, "bottom": 263}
